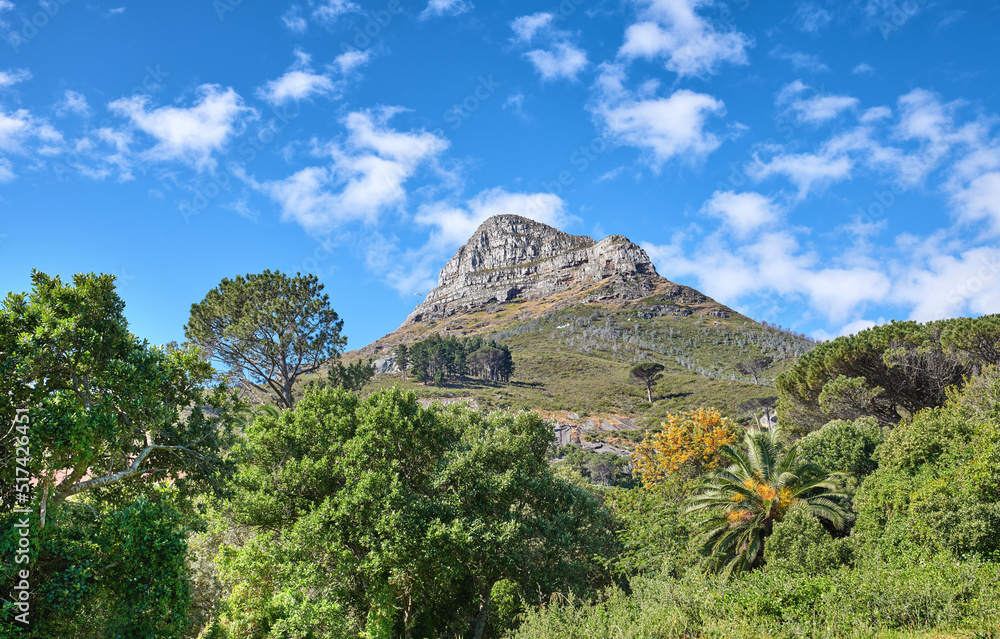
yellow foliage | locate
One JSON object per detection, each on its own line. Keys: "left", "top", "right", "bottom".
{"left": 633, "top": 408, "right": 741, "bottom": 486}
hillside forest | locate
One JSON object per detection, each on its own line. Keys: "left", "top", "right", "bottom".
{"left": 2, "top": 270, "right": 1000, "bottom": 638}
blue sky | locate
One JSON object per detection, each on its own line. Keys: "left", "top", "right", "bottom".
{"left": 1, "top": 0, "right": 998, "bottom": 349}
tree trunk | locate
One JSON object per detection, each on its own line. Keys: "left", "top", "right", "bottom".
{"left": 472, "top": 588, "right": 492, "bottom": 639}
{"left": 646, "top": 383, "right": 652, "bottom": 403}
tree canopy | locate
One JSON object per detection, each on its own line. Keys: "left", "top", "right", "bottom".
{"left": 775, "top": 320, "right": 969, "bottom": 435}
{"left": 185, "top": 270, "right": 346, "bottom": 408}
{"left": 0, "top": 271, "right": 241, "bottom": 635}
{"left": 629, "top": 362, "right": 664, "bottom": 403}
{"left": 216, "top": 386, "right": 616, "bottom": 639}
{"left": 0, "top": 271, "right": 241, "bottom": 524}
{"left": 406, "top": 334, "right": 514, "bottom": 385}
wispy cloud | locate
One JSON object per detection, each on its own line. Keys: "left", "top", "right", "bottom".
{"left": 259, "top": 107, "right": 449, "bottom": 233}
{"left": 618, "top": 0, "right": 752, "bottom": 78}
{"left": 510, "top": 12, "right": 588, "bottom": 82}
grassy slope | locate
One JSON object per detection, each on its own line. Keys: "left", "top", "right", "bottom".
{"left": 348, "top": 281, "right": 815, "bottom": 434}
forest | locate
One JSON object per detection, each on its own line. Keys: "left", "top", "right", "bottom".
{"left": 2, "top": 270, "right": 999, "bottom": 638}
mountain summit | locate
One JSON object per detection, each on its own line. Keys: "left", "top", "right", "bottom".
{"left": 406, "top": 215, "right": 681, "bottom": 325}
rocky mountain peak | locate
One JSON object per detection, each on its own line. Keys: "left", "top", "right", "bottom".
{"left": 405, "top": 215, "right": 662, "bottom": 324}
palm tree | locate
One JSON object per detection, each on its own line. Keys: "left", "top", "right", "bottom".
{"left": 684, "top": 427, "right": 851, "bottom": 575}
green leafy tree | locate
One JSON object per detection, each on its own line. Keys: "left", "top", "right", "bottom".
{"left": 797, "top": 417, "right": 885, "bottom": 482}
{"left": 0, "top": 271, "right": 241, "bottom": 635}
{"left": 939, "top": 314, "right": 1000, "bottom": 368}
{"left": 684, "top": 427, "right": 851, "bottom": 575}
{"left": 776, "top": 320, "right": 967, "bottom": 435}
{"left": 630, "top": 362, "right": 665, "bottom": 403}
{"left": 185, "top": 270, "right": 346, "bottom": 408}
{"left": 218, "top": 386, "right": 616, "bottom": 639}
{"left": 0, "top": 271, "right": 240, "bottom": 524}
{"left": 394, "top": 343, "right": 410, "bottom": 381}
{"left": 853, "top": 366, "right": 1000, "bottom": 561}
{"left": 327, "top": 358, "right": 376, "bottom": 392}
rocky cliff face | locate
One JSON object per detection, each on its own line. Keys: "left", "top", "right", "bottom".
{"left": 405, "top": 215, "right": 665, "bottom": 324}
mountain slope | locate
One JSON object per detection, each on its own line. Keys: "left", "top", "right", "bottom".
{"left": 348, "top": 215, "right": 815, "bottom": 430}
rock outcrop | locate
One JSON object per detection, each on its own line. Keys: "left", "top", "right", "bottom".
{"left": 405, "top": 215, "right": 662, "bottom": 324}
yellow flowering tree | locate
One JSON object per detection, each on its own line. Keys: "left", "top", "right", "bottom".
{"left": 632, "top": 408, "right": 742, "bottom": 484}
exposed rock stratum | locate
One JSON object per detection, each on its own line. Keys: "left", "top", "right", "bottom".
{"left": 404, "top": 215, "right": 701, "bottom": 324}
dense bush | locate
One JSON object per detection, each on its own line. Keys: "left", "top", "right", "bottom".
{"left": 797, "top": 417, "right": 885, "bottom": 482}
{"left": 854, "top": 368, "right": 1000, "bottom": 561}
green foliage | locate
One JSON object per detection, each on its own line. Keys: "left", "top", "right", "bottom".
{"left": 0, "top": 270, "right": 241, "bottom": 513}
{"left": 776, "top": 319, "right": 969, "bottom": 435}
{"left": 407, "top": 333, "right": 514, "bottom": 385}
{"left": 393, "top": 343, "right": 410, "bottom": 381}
{"left": 608, "top": 476, "right": 697, "bottom": 577}
{"left": 629, "top": 362, "right": 664, "bottom": 402}
{"left": 854, "top": 367, "right": 1000, "bottom": 561}
{"left": 685, "top": 428, "right": 851, "bottom": 575}
{"left": 798, "top": 417, "right": 885, "bottom": 482}
{"left": 326, "top": 358, "right": 376, "bottom": 392}
{"left": 0, "top": 494, "right": 191, "bottom": 637}
{"left": 939, "top": 314, "right": 1000, "bottom": 368}
{"left": 218, "top": 386, "right": 617, "bottom": 638}
{"left": 555, "top": 447, "right": 636, "bottom": 488}
{"left": 185, "top": 270, "right": 346, "bottom": 408}
{"left": 765, "top": 502, "right": 853, "bottom": 575}
{"left": 512, "top": 555, "right": 1000, "bottom": 639}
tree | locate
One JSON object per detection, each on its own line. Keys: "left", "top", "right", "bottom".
{"left": 185, "top": 270, "right": 346, "bottom": 408}
{"left": 738, "top": 396, "right": 778, "bottom": 430}
{"left": 395, "top": 343, "right": 410, "bottom": 381}
{"left": 0, "top": 271, "right": 241, "bottom": 525}
{"left": 853, "top": 366, "right": 1000, "bottom": 561}
{"left": 327, "top": 358, "right": 376, "bottom": 392}
{"left": 940, "top": 314, "right": 1000, "bottom": 369}
{"left": 0, "top": 271, "right": 240, "bottom": 634}
{"left": 632, "top": 408, "right": 741, "bottom": 483}
{"left": 735, "top": 356, "right": 773, "bottom": 385}
{"left": 684, "top": 427, "right": 851, "bottom": 575}
{"left": 218, "top": 386, "right": 616, "bottom": 639}
{"left": 776, "top": 320, "right": 967, "bottom": 435}
{"left": 630, "top": 362, "right": 665, "bottom": 402}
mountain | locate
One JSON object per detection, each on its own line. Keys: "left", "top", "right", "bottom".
{"left": 349, "top": 215, "right": 815, "bottom": 438}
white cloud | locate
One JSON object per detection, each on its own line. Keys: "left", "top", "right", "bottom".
{"left": 853, "top": 62, "right": 876, "bottom": 75}
{"left": 261, "top": 107, "right": 449, "bottom": 233}
{"left": 770, "top": 47, "right": 829, "bottom": 73}
{"left": 595, "top": 66, "right": 727, "bottom": 168}
{"left": 954, "top": 172, "right": 1000, "bottom": 234}
{"left": 510, "top": 12, "right": 588, "bottom": 82}
{"left": 109, "top": 84, "right": 255, "bottom": 171}
{"left": 525, "top": 42, "right": 588, "bottom": 82}
{"left": 421, "top": 0, "right": 471, "bottom": 19}
{"left": 892, "top": 245, "right": 1000, "bottom": 321}
{"left": 0, "top": 157, "right": 15, "bottom": 182}
{"left": 0, "top": 68, "right": 30, "bottom": 88}
{"left": 312, "top": 0, "right": 361, "bottom": 22}
{"left": 701, "top": 190, "right": 781, "bottom": 237}
{"left": 644, "top": 230, "right": 892, "bottom": 323}
{"left": 282, "top": 6, "right": 308, "bottom": 32}
{"left": 55, "top": 90, "right": 91, "bottom": 117}
{"left": 618, "top": 0, "right": 751, "bottom": 78}
{"left": 794, "top": 3, "right": 832, "bottom": 32}
{"left": 282, "top": 0, "right": 361, "bottom": 31}
{"left": 511, "top": 12, "right": 553, "bottom": 43}
{"left": 334, "top": 48, "right": 371, "bottom": 74}
{"left": 785, "top": 92, "right": 860, "bottom": 125}
{"left": 0, "top": 107, "right": 62, "bottom": 153}
{"left": 747, "top": 148, "right": 852, "bottom": 200}
{"left": 256, "top": 50, "right": 337, "bottom": 106}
